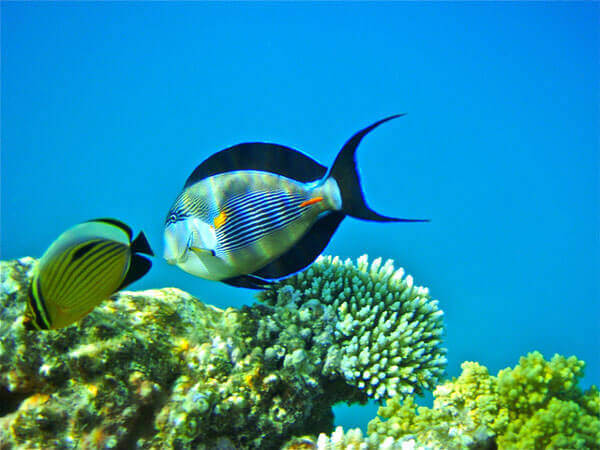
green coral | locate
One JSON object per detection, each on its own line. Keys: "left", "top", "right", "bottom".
{"left": 367, "top": 352, "right": 600, "bottom": 449}
{"left": 258, "top": 255, "right": 447, "bottom": 401}
{"left": 494, "top": 352, "right": 599, "bottom": 449}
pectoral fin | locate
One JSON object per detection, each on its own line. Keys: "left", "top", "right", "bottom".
{"left": 189, "top": 247, "right": 216, "bottom": 257}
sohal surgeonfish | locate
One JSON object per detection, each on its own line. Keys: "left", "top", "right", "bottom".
{"left": 163, "top": 114, "right": 427, "bottom": 289}
{"left": 24, "top": 218, "right": 154, "bottom": 330}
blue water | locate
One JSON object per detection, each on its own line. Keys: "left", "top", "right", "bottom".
{"left": 2, "top": 2, "right": 598, "bottom": 432}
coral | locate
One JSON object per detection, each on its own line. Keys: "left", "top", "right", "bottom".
{"left": 366, "top": 352, "right": 600, "bottom": 449}
{"left": 0, "top": 254, "right": 447, "bottom": 449}
{"left": 282, "top": 426, "right": 413, "bottom": 450}
{"left": 282, "top": 427, "right": 369, "bottom": 450}
{"left": 493, "top": 352, "right": 600, "bottom": 449}
{"left": 0, "top": 258, "right": 335, "bottom": 448}
{"left": 258, "top": 255, "right": 447, "bottom": 401}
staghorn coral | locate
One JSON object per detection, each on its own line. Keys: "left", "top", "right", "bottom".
{"left": 366, "top": 352, "right": 600, "bottom": 449}
{"left": 258, "top": 255, "right": 447, "bottom": 401}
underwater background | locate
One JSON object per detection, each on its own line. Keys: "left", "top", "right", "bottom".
{"left": 1, "top": 1, "right": 598, "bottom": 433}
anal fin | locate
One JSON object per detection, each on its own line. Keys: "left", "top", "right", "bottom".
{"left": 221, "top": 274, "right": 274, "bottom": 289}
{"left": 252, "top": 211, "right": 345, "bottom": 280}
{"left": 117, "top": 254, "right": 152, "bottom": 291}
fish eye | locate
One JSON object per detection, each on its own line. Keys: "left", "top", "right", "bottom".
{"left": 166, "top": 213, "right": 178, "bottom": 225}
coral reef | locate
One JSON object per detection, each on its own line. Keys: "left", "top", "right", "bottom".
{"left": 366, "top": 352, "right": 600, "bottom": 449}
{"left": 2, "top": 255, "right": 597, "bottom": 449}
{"left": 284, "top": 353, "right": 599, "bottom": 449}
{"left": 0, "top": 255, "right": 445, "bottom": 449}
{"left": 258, "top": 255, "right": 447, "bottom": 401}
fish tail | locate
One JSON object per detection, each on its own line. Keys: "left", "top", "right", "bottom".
{"left": 328, "top": 114, "right": 429, "bottom": 223}
{"left": 131, "top": 231, "right": 154, "bottom": 256}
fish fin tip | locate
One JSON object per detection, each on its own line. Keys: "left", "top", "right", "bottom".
{"left": 131, "top": 231, "right": 154, "bottom": 256}
{"left": 328, "top": 115, "right": 424, "bottom": 223}
{"left": 221, "top": 274, "right": 274, "bottom": 289}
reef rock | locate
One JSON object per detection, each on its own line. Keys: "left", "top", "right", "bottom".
{"left": 0, "top": 255, "right": 446, "bottom": 449}
{"left": 0, "top": 258, "right": 331, "bottom": 449}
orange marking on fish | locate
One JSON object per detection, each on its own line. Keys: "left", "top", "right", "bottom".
{"left": 299, "top": 197, "right": 324, "bottom": 208}
{"left": 214, "top": 210, "right": 228, "bottom": 229}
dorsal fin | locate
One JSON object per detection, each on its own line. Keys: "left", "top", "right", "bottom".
{"left": 252, "top": 211, "right": 345, "bottom": 280}
{"left": 88, "top": 218, "right": 133, "bottom": 240}
{"left": 184, "top": 143, "right": 327, "bottom": 188}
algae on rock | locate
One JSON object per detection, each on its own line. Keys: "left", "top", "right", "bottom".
{"left": 0, "top": 254, "right": 448, "bottom": 448}
{"left": 0, "top": 258, "right": 333, "bottom": 449}
{"left": 0, "top": 254, "right": 447, "bottom": 449}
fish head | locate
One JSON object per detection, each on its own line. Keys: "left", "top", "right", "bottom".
{"left": 163, "top": 217, "right": 222, "bottom": 279}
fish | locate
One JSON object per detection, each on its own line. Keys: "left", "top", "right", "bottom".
{"left": 163, "top": 114, "right": 427, "bottom": 289}
{"left": 24, "top": 218, "right": 154, "bottom": 330}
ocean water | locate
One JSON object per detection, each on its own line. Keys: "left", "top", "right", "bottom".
{"left": 1, "top": 2, "right": 598, "bottom": 434}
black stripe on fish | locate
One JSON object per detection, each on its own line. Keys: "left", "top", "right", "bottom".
{"left": 72, "top": 242, "right": 99, "bottom": 261}
{"left": 223, "top": 190, "right": 305, "bottom": 220}
{"left": 57, "top": 242, "right": 126, "bottom": 308}
{"left": 218, "top": 191, "right": 301, "bottom": 232}
{"left": 49, "top": 240, "right": 116, "bottom": 298}
{"left": 219, "top": 192, "right": 305, "bottom": 236}
{"left": 28, "top": 276, "right": 52, "bottom": 330}
{"left": 166, "top": 192, "right": 210, "bottom": 225}
{"left": 226, "top": 197, "right": 304, "bottom": 234}
{"left": 67, "top": 243, "right": 127, "bottom": 297}
{"left": 217, "top": 207, "right": 304, "bottom": 252}
{"left": 44, "top": 240, "right": 86, "bottom": 297}
{"left": 216, "top": 190, "right": 307, "bottom": 251}
{"left": 219, "top": 211, "right": 302, "bottom": 252}
{"left": 220, "top": 191, "right": 303, "bottom": 227}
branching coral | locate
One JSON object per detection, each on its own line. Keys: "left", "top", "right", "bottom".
{"left": 367, "top": 352, "right": 600, "bottom": 449}
{"left": 258, "top": 255, "right": 447, "bottom": 401}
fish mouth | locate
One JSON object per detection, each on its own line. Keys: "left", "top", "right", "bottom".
{"left": 164, "top": 231, "right": 197, "bottom": 265}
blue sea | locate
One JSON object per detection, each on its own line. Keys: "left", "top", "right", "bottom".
{"left": 2, "top": 2, "right": 598, "bottom": 433}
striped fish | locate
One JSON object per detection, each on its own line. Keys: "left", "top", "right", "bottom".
{"left": 24, "top": 219, "right": 154, "bottom": 330}
{"left": 163, "top": 115, "right": 427, "bottom": 289}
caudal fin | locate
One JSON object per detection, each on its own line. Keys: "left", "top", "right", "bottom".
{"left": 328, "top": 114, "right": 429, "bottom": 223}
{"left": 131, "top": 231, "right": 154, "bottom": 256}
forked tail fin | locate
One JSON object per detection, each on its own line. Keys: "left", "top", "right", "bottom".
{"left": 328, "top": 114, "right": 429, "bottom": 223}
